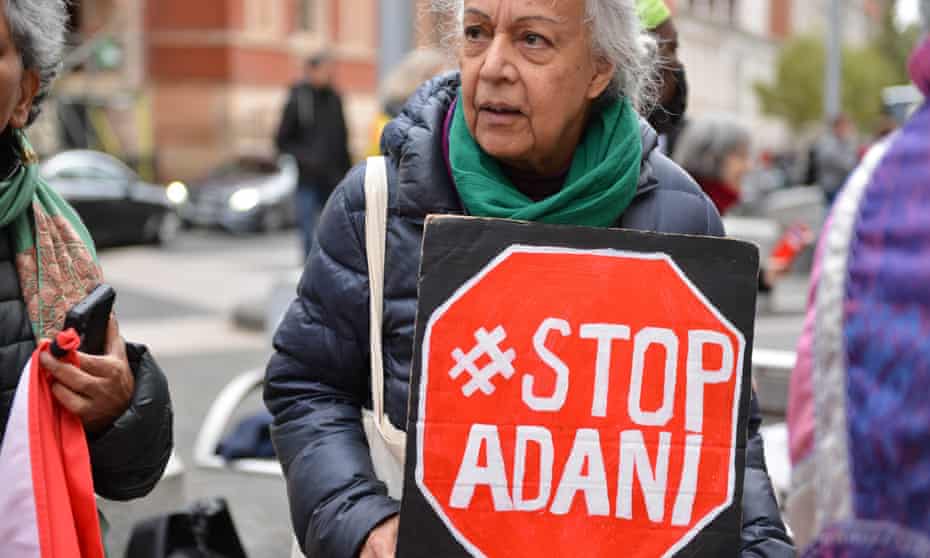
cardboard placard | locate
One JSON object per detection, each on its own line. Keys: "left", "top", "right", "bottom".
{"left": 397, "top": 216, "right": 758, "bottom": 558}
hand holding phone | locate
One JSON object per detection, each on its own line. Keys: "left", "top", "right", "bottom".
{"left": 63, "top": 284, "right": 116, "bottom": 355}
{"left": 43, "top": 291, "right": 134, "bottom": 433}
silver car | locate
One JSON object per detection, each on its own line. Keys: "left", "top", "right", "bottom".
{"left": 180, "top": 155, "right": 298, "bottom": 233}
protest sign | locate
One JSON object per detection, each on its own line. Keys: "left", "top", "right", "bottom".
{"left": 397, "top": 216, "right": 758, "bottom": 558}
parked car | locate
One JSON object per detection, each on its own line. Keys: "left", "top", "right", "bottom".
{"left": 180, "top": 155, "right": 298, "bottom": 233}
{"left": 40, "top": 150, "right": 183, "bottom": 248}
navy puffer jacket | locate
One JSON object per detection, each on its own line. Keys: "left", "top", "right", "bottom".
{"left": 265, "top": 74, "right": 794, "bottom": 558}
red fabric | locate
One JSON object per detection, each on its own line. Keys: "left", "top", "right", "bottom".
{"left": 909, "top": 38, "right": 930, "bottom": 97}
{"left": 695, "top": 177, "right": 740, "bottom": 215}
{"left": 29, "top": 329, "right": 104, "bottom": 558}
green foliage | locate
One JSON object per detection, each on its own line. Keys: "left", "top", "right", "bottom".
{"left": 754, "top": 1, "right": 922, "bottom": 132}
{"left": 754, "top": 36, "right": 825, "bottom": 131}
{"left": 843, "top": 46, "right": 900, "bottom": 131}
{"left": 874, "top": 1, "right": 921, "bottom": 84}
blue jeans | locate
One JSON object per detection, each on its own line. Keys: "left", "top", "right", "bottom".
{"left": 296, "top": 186, "right": 322, "bottom": 260}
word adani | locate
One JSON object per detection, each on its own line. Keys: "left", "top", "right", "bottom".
{"left": 448, "top": 319, "right": 738, "bottom": 526}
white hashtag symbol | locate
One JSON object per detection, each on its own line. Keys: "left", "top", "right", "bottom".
{"left": 448, "top": 326, "right": 516, "bottom": 397}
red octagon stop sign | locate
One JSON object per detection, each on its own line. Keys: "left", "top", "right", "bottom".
{"left": 414, "top": 246, "right": 745, "bottom": 557}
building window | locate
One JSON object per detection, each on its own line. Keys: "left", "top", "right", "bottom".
{"left": 298, "top": 0, "right": 317, "bottom": 32}
{"left": 295, "top": 0, "right": 329, "bottom": 36}
{"left": 338, "top": 0, "right": 376, "bottom": 48}
{"left": 245, "top": 0, "right": 282, "bottom": 34}
{"left": 687, "top": 0, "right": 739, "bottom": 25}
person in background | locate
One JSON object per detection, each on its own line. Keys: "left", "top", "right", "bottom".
{"left": 814, "top": 113, "right": 858, "bottom": 206}
{"left": 265, "top": 1, "right": 794, "bottom": 557}
{"left": 674, "top": 117, "right": 808, "bottom": 290}
{"left": 275, "top": 52, "right": 352, "bottom": 260}
{"left": 636, "top": 0, "right": 688, "bottom": 154}
{"left": 673, "top": 117, "right": 751, "bottom": 217}
{"left": 786, "top": 4, "right": 930, "bottom": 554}
{"left": 0, "top": 0, "right": 172, "bottom": 512}
{"left": 872, "top": 105, "right": 899, "bottom": 142}
{"left": 366, "top": 48, "right": 450, "bottom": 157}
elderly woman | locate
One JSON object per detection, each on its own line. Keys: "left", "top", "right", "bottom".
{"left": 0, "top": 0, "right": 172, "bottom": 508}
{"left": 674, "top": 117, "right": 805, "bottom": 290}
{"left": 265, "top": 1, "right": 793, "bottom": 557}
{"left": 673, "top": 117, "right": 752, "bottom": 217}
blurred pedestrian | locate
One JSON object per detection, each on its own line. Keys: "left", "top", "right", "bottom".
{"left": 0, "top": 0, "right": 172, "bottom": 546}
{"left": 786, "top": 6, "right": 930, "bottom": 555}
{"left": 873, "top": 106, "right": 898, "bottom": 141}
{"left": 674, "top": 117, "right": 809, "bottom": 289}
{"left": 636, "top": 0, "right": 688, "bottom": 153}
{"left": 265, "top": 1, "right": 793, "bottom": 557}
{"left": 814, "top": 113, "right": 858, "bottom": 206}
{"left": 275, "top": 52, "right": 352, "bottom": 260}
{"left": 673, "top": 116, "right": 751, "bottom": 215}
{"left": 366, "top": 48, "right": 450, "bottom": 157}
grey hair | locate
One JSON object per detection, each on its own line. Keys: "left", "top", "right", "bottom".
{"left": 427, "top": 0, "right": 658, "bottom": 113}
{"left": 922, "top": 0, "right": 930, "bottom": 32}
{"left": 672, "top": 117, "right": 751, "bottom": 181}
{"left": 4, "top": 0, "right": 69, "bottom": 125}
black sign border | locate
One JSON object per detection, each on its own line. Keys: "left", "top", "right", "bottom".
{"left": 398, "top": 216, "right": 759, "bottom": 558}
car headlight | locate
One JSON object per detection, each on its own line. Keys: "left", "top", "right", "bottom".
{"left": 229, "top": 188, "right": 260, "bottom": 212}
{"left": 166, "top": 181, "right": 189, "bottom": 205}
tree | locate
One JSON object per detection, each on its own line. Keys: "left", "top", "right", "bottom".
{"left": 874, "top": 0, "right": 921, "bottom": 84}
{"left": 754, "top": 36, "right": 825, "bottom": 131}
{"left": 755, "top": 0, "right": 920, "bottom": 132}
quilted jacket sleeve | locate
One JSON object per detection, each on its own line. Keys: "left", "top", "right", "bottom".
{"left": 741, "top": 395, "right": 795, "bottom": 556}
{"left": 88, "top": 342, "right": 173, "bottom": 501}
{"left": 264, "top": 165, "right": 399, "bottom": 558}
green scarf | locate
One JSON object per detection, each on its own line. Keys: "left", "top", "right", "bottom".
{"left": 449, "top": 95, "right": 642, "bottom": 228}
{"left": 0, "top": 129, "right": 101, "bottom": 339}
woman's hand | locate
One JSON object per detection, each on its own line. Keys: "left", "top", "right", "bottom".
{"left": 40, "top": 317, "right": 134, "bottom": 434}
{"left": 360, "top": 515, "right": 399, "bottom": 558}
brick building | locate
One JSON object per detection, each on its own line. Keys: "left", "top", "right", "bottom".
{"left": 43, "top": 0, "right": 884, "bottom": 179}
{"left": 50, "top": 0, "right": 384, "bottom": 181}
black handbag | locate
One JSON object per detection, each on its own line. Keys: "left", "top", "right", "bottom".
{"left": 125, "top": 498, "right": 248, "bottom": 558}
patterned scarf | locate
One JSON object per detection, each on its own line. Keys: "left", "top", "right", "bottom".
{"left": 0, "top": 129, "right": 102, "bottom": 340}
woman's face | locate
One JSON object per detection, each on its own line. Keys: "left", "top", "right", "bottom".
{"left": 721, "top": 145, "right": 751, "bottom": 193}
{"left": 459, "top": 0, "right": 614, "bottom": 175}
{"left": 0, "top": 10, "right": 38, "bottom": 131}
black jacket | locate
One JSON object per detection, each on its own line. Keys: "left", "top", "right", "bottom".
{"left": 265, "top": 74, "right": 794, "bottom": 558}
{"left": 275, "top": 82, "right": 352, "bottom": 197}
{"left": 0, "top": 228, "right": 173, "bottom": 501}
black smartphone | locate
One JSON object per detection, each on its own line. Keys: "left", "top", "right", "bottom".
{"left": 63, "top": 284, "right": 116, "bottom": 355}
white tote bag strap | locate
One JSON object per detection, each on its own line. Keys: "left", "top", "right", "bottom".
{"left": 364, "top": 157, "right": 406, "bottom": 459}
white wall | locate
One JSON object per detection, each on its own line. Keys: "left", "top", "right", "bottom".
{"left": 736, "top": 0, "right": 771, "bottom": 37}
{"left": 791, "top": 0, "right": 876, "bottom": 45}
{"left": 676, "top": 15, "right": 790, "bottom": 150}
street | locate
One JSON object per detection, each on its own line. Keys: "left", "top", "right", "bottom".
{"left": 97, "top": 230, "right": 300, "bottom": 558}
{"left": 92, "top": 228, "right": 808, "bottom": 558}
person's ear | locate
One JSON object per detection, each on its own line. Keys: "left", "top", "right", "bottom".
{"left": 10, "top": 69, "right": 39, "bottom": 129}
{"left": 586, "top": 56, "right": 615, "bottom": 100}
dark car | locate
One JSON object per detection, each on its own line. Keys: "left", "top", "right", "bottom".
{"left": 180, "top": 155, "right": 298, "bottom": 233}
{"left": 40, "top": 150, "right": 183, "bottom": 248}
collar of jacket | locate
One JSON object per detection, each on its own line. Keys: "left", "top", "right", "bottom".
{"left": 382, "top": 72, "right": 661, "bottom": 221}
